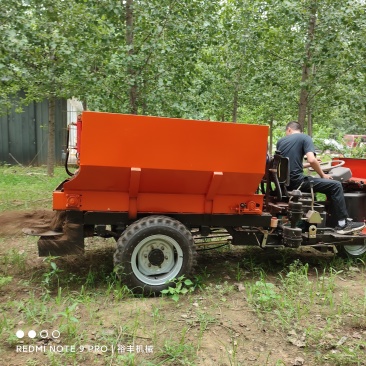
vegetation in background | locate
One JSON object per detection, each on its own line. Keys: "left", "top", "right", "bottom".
{"left": 0, "top": 0, "right": 365, "bottom": 137}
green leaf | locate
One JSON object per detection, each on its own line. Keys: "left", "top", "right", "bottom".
{"left": 184, "top": 279, "right": 193, "bottom": 286}
{"left": 70, "top": 316, "right": 79, "bottom": 323}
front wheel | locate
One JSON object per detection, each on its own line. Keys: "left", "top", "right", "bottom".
{"left": 337, "top": 239, "right": 366, "bottom": 258}
{"left": 114, "top": 215, "right": 196, "bottom": 295}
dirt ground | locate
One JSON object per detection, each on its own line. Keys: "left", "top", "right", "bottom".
{"left": 0, "top": 210, "right": 365, "bottom": 366}
{"left": 0, "top": 210, "right": 55, "bottom": 236}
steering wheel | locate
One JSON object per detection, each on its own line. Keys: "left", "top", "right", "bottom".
{"left": 308, "top": 159, "right": 345, "bottom": 173}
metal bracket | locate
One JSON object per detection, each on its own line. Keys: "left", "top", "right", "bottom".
{"left": 261, "top": 230, "right": 269, "bottom": 248}
{"left": 306, "top": 210, "right": 323, "bottom": 224}
{"left": 128, "top": 167, "right": 141, "bottom": 219}
{"left": 308, "top": 224, "right": 317, "bottom": 239}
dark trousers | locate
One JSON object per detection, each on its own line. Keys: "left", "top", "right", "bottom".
{"left": 290, "top": 176, "right": 349, "bottom": 222}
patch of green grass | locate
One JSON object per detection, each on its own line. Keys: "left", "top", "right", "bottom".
{"left": 105, "top": 273, "right": 134, "bottom": 301}
{"left": 17, "top": 291, "right": 53, "bottom": 325}
{"left": 1, "top": 248, "right": 27, "bottom": 273}
{"left": 246, "top": 278, "right": 281, "bottom": 312}
{"left": 0, "top": 313, "right": 13, "bottom": 339}
{"left": 0, "top": 275, "right": 12, "bottom": 289}
{"left": 57, "top": 302, "right": 80, "bottom": 340}
{"left": 315, "top": 342, "right": 366, "bottom": 366}
{"left": 41, "top": 256, "right": 63, "bottom": 298}
{"left": 155, "top": 336, "right": 196, "bottom": 365}
{"left": 243, "top": 259, "right": 366, "bottom": 365}
{"left": 0, "top": 166, "right": 66, "bottom": 212}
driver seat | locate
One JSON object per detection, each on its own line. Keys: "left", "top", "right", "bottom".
{"left": 263, "top": 153, "right": 290, "bottom": 201}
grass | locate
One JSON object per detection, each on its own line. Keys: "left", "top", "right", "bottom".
{"left": 244, "top": 259, "right": 366, "bottom": 365}
{"left": 0, "top": 165, "right": 66, "bottom": 212}
{"left": 1, "top": 166, "right": 366, "bottom": 365}
{"left": 2, "top": 248, "right": 27, "bottom": 273}
{"left": 2, "top": 248, "right": 366, "bottom": 365}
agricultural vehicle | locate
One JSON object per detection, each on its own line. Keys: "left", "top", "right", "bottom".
{"left": 24, "top": 112, "right": 366, "bottom": 294}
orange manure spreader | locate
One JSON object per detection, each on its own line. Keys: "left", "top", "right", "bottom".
{"left": 25, "top": 112, "right": 366, "bottom": 294}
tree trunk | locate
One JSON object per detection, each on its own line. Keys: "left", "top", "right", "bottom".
{"left": 47, "top": 97, "right": 55, "bottom": 177}
{"left": 126, "top": 0, "right": 138, "bottom": 114}
{"left": 298, "top": 3, "right": 317, "bottom": 129}
{"left": 307, "top": 107, "right": 312, "bottom": 137}
{"left": 232, "top": 86, "right": 238, "bottom": 122}
{"left": 269, "top": 117, "right": 273, "bottom": 154}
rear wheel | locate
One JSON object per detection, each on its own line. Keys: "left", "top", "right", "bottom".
{"left": 114, "top": 215, "right": 196, "bottom": 295}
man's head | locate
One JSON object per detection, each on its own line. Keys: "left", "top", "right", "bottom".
{"left": 285, "top": 121, "right": 302, "bottom": 135}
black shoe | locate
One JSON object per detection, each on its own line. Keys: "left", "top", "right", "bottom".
{"left": 335, "top": 219, "right": 365, "bottom": 235}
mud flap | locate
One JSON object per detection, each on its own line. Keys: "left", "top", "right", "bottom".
{"left": 37, "top": 211, "right": 85, "bottom": 256}
{"left": 37, "top": 225, "right": 84, "bottom": 256}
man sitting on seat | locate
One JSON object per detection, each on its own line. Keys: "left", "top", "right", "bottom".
{"left": 276, "top": 121, "right": 365, "bottom": 234}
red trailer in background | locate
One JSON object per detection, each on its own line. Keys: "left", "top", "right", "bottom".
{"left": 24, "top": 112, "right": 366, "bottom": 294}
{"left": 344, "top": 134, "right": 366, "bottom": 148}
{"left": 336, "top": 158, "right": 366, "bottom": 236}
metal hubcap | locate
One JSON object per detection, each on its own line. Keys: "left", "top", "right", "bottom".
{"left": 131, "top": 234, "right": 184, "bottom": 286}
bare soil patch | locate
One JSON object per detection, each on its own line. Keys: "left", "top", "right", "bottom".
{"left": 0, "top": 210, "right": 54, "bottom": 236}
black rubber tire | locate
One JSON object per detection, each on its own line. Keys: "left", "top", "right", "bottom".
{"left": 114, "top": 215, "right": 196, "bottom": 295}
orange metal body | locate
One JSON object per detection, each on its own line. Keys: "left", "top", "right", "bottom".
{"left": 54, "top": 112, "right": 269, "bottom": 218}
{"left": 340, "top": 158, "right": 366, "bottom": 181}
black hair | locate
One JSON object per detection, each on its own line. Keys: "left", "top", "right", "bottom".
{"left": 285, "top": 121, "right": 302, "bottom": 132}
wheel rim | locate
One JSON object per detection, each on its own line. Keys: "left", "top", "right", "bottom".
{"left": 131, "top": 234, "right": 184, "bottom": 286}
{"left": 343, "top": 240, "right": 366, "bottom": 257}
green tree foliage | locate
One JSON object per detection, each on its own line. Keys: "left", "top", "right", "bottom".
{"left": 0, "top": 0, "right": 102, "bottom": 174}
{"left": 238, "top": 0, "right": 366, "bottom": 134}
{"left": 0, "top": 0, "right": 365, "bottom": 158}
{"left": 81, "top": 0, "right": 222, "bottom": 117}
